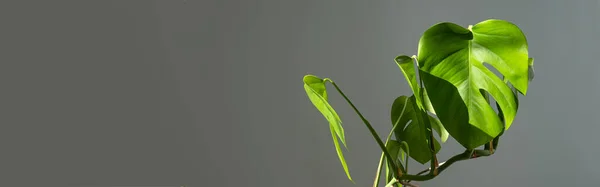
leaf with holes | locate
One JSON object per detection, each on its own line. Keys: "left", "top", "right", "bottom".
{"left": 417, "top": 19, "right": 531, "bottom": 149}
{"left": 390, "top": 95, "right": 445, "bottom": 164}
{"left": 395, "top": 56, "right": 447, "bottom": 142}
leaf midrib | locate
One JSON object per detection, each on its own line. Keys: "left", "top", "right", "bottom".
{"left": 467, "top": 38, "right": 473, "bottom": 123}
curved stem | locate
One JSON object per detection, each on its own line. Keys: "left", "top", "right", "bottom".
{"left": 413, "top": 56, "right": 439, "bottom": 176}
{"left": 385, "top": 179, "right": 398, "bottom": 187}
{"left": 373, "top": 153, "right": 386, "bottom": 187}
{"left": 373, "top": 97, "right": 409, "bottom": 187}
{"left": 402, "top": 149, "right": 494, "bottom": 182}
{"left": 326, "top": 80, "right": 405, "bottom": 178}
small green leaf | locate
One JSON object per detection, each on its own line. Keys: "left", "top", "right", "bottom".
{"left": 303, "top": 75, "right": 352, "bottom": 182}
{"left": 303, "top": 75, "right": 346, "bottom": 145}
{"left": 394, "top": 57, "right": 445, "bottom": 144}
{"left": 390, "top": 95, "right": 441, "bottom": 164}
{"left": 395, "top": 55, "right": 422, "bottom": 109}
{"left": 330, "top": 125, "right": 353, "bottom": 182}
{"left": 391, "top": 96, "right": 411, "bottom": 134}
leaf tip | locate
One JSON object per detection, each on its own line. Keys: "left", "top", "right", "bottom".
{"left": 528, "top": 58, "right": 534, "bottom": 66}
{"left": 394, "top": 55, "right": 412, "bottom": 64}
{"left": 340, "top": 137, "right": 348, "bottom": 149}
{"left": 440, "top": 133, "right": 449, "bottom": 143}
{"left": 303, "top": 74, "right": 321, "bottom": 83}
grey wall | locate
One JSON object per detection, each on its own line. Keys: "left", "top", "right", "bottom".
{"left": 1, "top": 0, "right": 598, "bottom": 187}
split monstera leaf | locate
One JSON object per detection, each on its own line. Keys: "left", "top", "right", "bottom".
{"left": 302, "top": 19, "right": 535, "bottom": 186}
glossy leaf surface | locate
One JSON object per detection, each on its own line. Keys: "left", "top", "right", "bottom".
{"left": 417, "top": 19, "right": 530, "bottom": 149}
{"left": 395, "top": 55, "right": 423, "bottom": 109}
{"left": 390, "top": 95, "right": 445, "bottom": 164}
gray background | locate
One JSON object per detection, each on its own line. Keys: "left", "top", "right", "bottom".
{"left": 1, "top": 0, "right": 598, "bottom": 187}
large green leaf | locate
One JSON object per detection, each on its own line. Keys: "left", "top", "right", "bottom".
{"left": 416, "top": 19, "right": 531, "bottom": 149}
{"left": 303, "top": 75, "right": 352, "bottom": 182}
{"left": 390, "top": 95, "right": 443, "bottom": 164}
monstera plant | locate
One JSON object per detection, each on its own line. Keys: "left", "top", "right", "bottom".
{"left": 303, "top": 19, "right": 535, "bottom": 187}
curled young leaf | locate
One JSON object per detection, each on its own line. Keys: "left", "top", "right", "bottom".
{"left": 303, "top": 75, "right": 352, "bottom": 182}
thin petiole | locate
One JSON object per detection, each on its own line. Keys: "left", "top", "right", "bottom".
{"left": 373, "top": 96, "right": 409, "bottom": 187}
{"left": 326, "top": 79, "right": 405, "bottom": 178}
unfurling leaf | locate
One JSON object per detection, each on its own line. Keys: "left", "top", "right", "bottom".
{"left": 303, "top": 75, "right": 352, "bottom": 182}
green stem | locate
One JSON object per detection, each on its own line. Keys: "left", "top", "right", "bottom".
{"left": 423, "top": 113, "right": 437, "bottom": 176}
{"left": 493, "top": 101, "right": 506, "bottom": 150}
{"left": 417, "top": 98, "right": 437, "bottom": 176}
{"left": 413, "top": 56, "right": 439, "bottom": 176}
{"left": 481, "top": 90, "right": 497, "bottom": 153}
{"left": 385, "top": 179, "right": 398, "bottom": 187}
{"left": 373, "top": 97, "right": 409, "bottom": 187}
{"left": 326, "top": 79, "right": 404, "bottom": 178}
{"left": 402, "top": 149, "right": 494, "bottom": 181}
{"left": 373, "top": 153, "right": 386, "bottom": 187}
{"left": 400, "top": 141, "right": 410, "bottom": 173}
